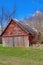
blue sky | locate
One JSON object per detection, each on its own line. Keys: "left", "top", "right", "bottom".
{"left": 0, "top": 0, "right": 43, "bottom": 20}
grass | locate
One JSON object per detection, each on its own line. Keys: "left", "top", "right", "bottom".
{"left": 0, "top": 45, "right": 43, "bottom": 65}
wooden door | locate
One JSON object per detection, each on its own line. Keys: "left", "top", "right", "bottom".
{"left": 8, "top": 37, "right": 13, "bottom": 47}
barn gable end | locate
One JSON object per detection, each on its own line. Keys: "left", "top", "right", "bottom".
{"left": 1, "top": 19, "right": 28, "bottom": 37}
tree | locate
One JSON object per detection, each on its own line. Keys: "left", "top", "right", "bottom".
{"left": 0, "top": 4, "right": 17, "bottom": 33}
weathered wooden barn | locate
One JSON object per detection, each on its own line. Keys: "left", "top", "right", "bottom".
{"left": 1, "top": 19, "right": 36, "bottom": 47}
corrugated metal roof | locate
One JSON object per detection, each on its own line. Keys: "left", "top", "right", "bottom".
{"left": 18, "top": 22, "right": 36, "bottom": 35}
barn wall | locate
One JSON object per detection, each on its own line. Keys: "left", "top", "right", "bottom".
{"left": 2, "top": 37, "right": 9, "bottom": 47}
{"left": 2, "top": 36, "right": 29, "bottom": 47}
{"left": 29, "top": 35, "right": 35, "bottom": 43}
{"left": 2, "top": 37, "right": 13, "bottom": 47}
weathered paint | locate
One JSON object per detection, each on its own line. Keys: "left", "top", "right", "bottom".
{"left": 2, "top": 19, "right": 29, "bottom": 47}
{"left": 2, "top": 36, "right": 29, "bottom": 47}
{"left": 2, "top": 20, "right": 28, "bottom": 37}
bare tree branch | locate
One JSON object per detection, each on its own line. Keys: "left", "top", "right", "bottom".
{"left": 0, "top": 4, "right": 17, "bottom": 33}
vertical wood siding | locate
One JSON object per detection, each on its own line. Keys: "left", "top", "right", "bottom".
{"left": 2, "top": 37, "right": 9, "bottom": 47}
{"left": 2, "top": 36, "right": 29, "bottom": 47}
{"left": 24, "top": 36, "right": 29, "bottom": 47}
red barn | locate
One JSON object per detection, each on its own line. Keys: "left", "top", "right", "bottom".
{"left": 1, "top": 19, "right": 36, "bottom": 47}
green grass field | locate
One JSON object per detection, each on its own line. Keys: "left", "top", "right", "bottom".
{"left": 0, "top": 45, "right": 43, "bottom": 65}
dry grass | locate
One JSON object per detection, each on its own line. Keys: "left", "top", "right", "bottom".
{"left": 32, "top": 44, "right": 43, "bottom": 50}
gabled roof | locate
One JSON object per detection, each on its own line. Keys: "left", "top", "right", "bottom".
{"left": 1, "top": 19, "right": 28, "bottom": 36}
{"left": 1, "top": 19, "right": 36, "bottom": 36}
{"left": 18, "top": 22, "right": 36, "bottom": 35}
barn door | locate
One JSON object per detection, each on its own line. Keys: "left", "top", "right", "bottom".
{"left": 14, "top": 37, "right": 19, "bottom": 47}
{"left": 2, "top": 37, "right": 9, "bottom": 47}
{"left": 14, "top": 36, "right": 24, "bottom": 47}
{"left": 8, "top": 37, "right": 13, "bottom": 47}
{"left": 24, "top": 36, "right": 29, "bottom": 47}
{"left": 18, "top": 37, "right": 24, "bottom": 47}
{"left": 13, "top": 36, "right": 29, "bottom": 47}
